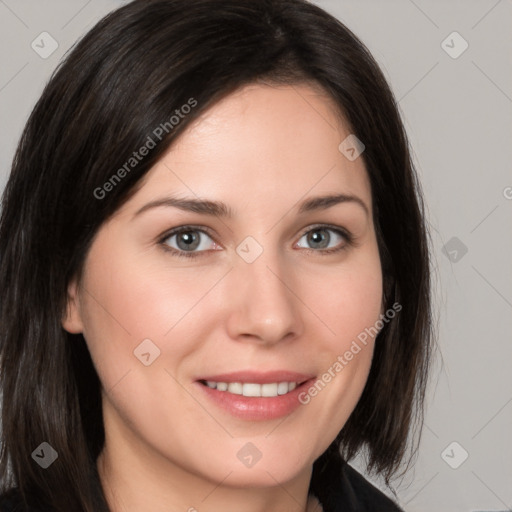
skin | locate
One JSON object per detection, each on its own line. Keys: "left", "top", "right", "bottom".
{"left": 63, "top": 82, "right": 383, "bottom": 512}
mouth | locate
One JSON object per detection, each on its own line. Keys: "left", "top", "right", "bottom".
{"left": 198, "top": 379, "right": 307, "bottom": 397}
{"left": 195, "top": 370, "right": 316, "bottom": 420}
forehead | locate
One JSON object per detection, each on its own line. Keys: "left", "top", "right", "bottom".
{"left": 118, "top": 83, "right": 372, "bottom": 218}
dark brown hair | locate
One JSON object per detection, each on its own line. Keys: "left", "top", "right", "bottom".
{"left": 0, "top": 0, "right": 433, "bottom": 510}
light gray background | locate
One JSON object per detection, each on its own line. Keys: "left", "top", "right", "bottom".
{"left": 0, "top": 1, "right": 511, "bottom": 511}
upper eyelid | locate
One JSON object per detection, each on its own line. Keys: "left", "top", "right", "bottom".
{"left": 298, "top": 223, "right": 350, "bottom": 237}
{"left": 159, "top": 223, "right": 351, "bottom": 248}
{"left": 159, "top": 225, "right": 217, "bottom": 243}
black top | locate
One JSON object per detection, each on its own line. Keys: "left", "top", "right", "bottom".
{"left": 312, "top": 460, "right": 404, "bottom": 511}
{"left": 0, "top": 459, "right": 403, "bottom": 511}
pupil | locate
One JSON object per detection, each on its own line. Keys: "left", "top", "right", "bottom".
{"left": 309, "top": 229, "right": 329, "bottom": 249}
{"left": 178, "top": 231, "right": 199, "bottom": 250}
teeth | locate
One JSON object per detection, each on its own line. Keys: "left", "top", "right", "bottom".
{"left": 277, "top": 382, "right": 289, "bottom": 395}
{"left": 228, "top": 382, "right": 243, "bottom": 395}
{"left": 242, "top": 383, "right": 261, "bottom": 397}
{"left": 203, "top": 381, "right": 300, "bottom": 397}
{"left": 262, "top": 383, "right": 278, "bottom": 397}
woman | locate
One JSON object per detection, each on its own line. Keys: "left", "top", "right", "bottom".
{"left": 0, "top": 1, "right": 433, "bottom": 511}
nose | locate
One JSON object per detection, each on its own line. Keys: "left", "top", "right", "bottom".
{"left": 225, "top": 247, "right": 304, "bottom": 346}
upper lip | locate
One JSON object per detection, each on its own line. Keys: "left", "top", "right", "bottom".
{"left": 197, "top": 370, "right": 315, "bottom": 384}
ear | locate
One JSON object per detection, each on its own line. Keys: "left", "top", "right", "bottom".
{"left": 62, "top": 277, "right": 84, "bottom": 334}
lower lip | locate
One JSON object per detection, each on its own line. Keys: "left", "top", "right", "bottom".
{"left": 196, "top": 380, "right": 315, "bottom": 421}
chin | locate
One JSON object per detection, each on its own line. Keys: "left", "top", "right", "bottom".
{"left": 196, "top": 447, "right": 314, "bottom": 489}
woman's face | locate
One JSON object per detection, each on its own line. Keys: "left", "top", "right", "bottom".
{"left": 64, "top": 83, "right": 383, "bottom": 490}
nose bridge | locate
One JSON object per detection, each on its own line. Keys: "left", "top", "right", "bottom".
{"left": 227, "top": 237, "right": 302, "bottom": 344}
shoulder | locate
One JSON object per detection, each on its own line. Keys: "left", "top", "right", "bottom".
{"left": 0, "top": 490, "right": 19, "bottom": 512}
{"left": 0, "top": 490, "right": 45, "bottom": 512}
{"left": 340, "top": 463, "right": 404, "bottom": 511}
{"left": 310, "top": 457, "right": 404, "bottom": 512}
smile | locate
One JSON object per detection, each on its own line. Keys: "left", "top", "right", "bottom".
{"left": 200, "top": 380, "right": 301, "bottom": 397}
{"left": 195, "top": 371, "right": 316, "bottom": 420}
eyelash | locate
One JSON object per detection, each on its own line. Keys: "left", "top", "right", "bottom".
{"left": 158, "top": 224, "right": 354, "bottom": 259}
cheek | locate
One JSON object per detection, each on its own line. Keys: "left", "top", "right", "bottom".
{"left": 77, "top": 243, "right": 228, "bottom": 388}
{"left": 294, "top": 248, "right": 383, "bottom": 443}
{"left": 304, "top": 248, "right": 383, "bottom": 350}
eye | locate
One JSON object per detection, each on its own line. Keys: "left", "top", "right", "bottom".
{"left": 160, "top": 227, "right": 218, "bottom": 258}
{"left": 159, "top": 224, "right": 353, "bottom": 259}
{"left": 295, "top": 225, "right": 351, "bottom": 254}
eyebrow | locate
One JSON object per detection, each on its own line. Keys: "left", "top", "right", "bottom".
{"left": 132, "top": 193, "right": 369, "bottom": 220}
